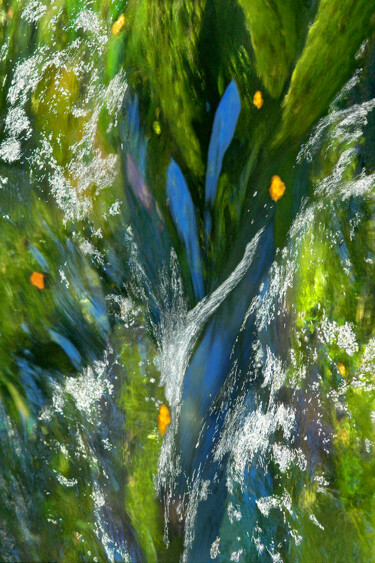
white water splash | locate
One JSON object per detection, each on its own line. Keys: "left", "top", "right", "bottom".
{"left": 297, "top": 96, "right": 375, "bottom": 165}
{"left": 158, "top": 228, "right": 264, "bottom": 410}
{"left": 210, "top": 536, "right": 221, "bottom": 559}
{"left": 154, "top": 229, "right": 263, "bottom": 552}
{"left": 319, "top": 316, "right": 358, "bottom": 356}
{"left": 1, "top": 6, "right": 127, "bottom": 223}
{"left": 21, "top": 0, "right": 47, "bottom": 23}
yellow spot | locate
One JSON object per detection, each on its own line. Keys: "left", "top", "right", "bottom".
{"left": 269, "top": 175, "right": 286, "bottom": 202}
{"left": 356, "top": 302, "right": 364, "bottom": 322}
{"left": 30, "top": 271, "right": 45, "bottom": 290}
{"left": 112, "top": 14, "right": 126, "bottom": 35}
{"left": 158, "top": 404, "right": 171, "bottom": 435}
{"left": 337, "top": 427, "right": 350, "bottom": 446}
{"left": 253, "top": 90, "right": 263, "bottom": 109}
{"left": 300, "top": 488, "right": 316, "bottom": 509}
{"left": 153, "top": 121, "right": 161, "bottom": 135}
{"left": 337, "top": 363, "right": 346, "bottom": 377}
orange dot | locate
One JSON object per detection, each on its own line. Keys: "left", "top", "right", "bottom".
{"left": 30, "top": 271, "right": 45, "bottom": 289}
{"left": 157, "top": 404, "right": 171, "bottom": 435}
{"left": 337, "top": 363, "right": 346, "bottom": 377}
{"left": 111, "top": 14, "right": 126, "bottom": 35}
{"left": 253, "top": 90, "right": 263, "bottom": 109}
{"left": 269, "top": 175, "right": 286, "bottom": 202}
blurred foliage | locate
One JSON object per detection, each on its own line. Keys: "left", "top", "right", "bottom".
{"left": 238, "top": 0, "right": 306, "bottom": 98}
{"left": 120, "top": 316, "right": 183, "bottom": 561}
{"left": 124, "top": 0, "right": 206, "bottom": 177}
{"left": 275, "top": 0, "right": 375, "bottom": 146}
{"left": 281, "top": 90, "right": 375, "bottom": 561}
{"left": 0, "top": 0, "right": 375, "bottom": 561}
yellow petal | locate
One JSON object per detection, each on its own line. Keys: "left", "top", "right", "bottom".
{"left": 30, "top": 271, "right": 45, "bottom": 289}
{"left": 153, "top": 121, "right": 161, "bottom": 135}
{"left": 112, "top": 14, "right": 126, "bottom": 35}
{"left": 269, "top": 175, "right": 286, "bottom": 202}
{"left": 157, "top": 404, "right": 171, "bottom": 435}
{"left": 253, "top": 90, "right": 263, "bottom": 109}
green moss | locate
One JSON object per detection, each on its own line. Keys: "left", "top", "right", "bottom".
{"left": 124, "top": 0, "right": 206, "bottom": 177}
{"left": 275, "top": 0, "right": 375, "bottom": 146}
{"left": 119, "top": 321, "right": 170, "bottom": 561}
{"left": 238, "top": 0, "right": 305, "bottom": 98}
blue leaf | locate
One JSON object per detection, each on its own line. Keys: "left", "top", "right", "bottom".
{"left": 205, "top": 79, "right": 241, "bottom": 207}
{"left": 166, "top": 159, "right": 204, "bottom": 300}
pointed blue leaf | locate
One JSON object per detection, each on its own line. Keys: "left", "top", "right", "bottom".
{"left": 205, "top": 79, "right": 241, "bottom": 206}
{"left": 166, "top": 159, "right": 204, "bottom": 300}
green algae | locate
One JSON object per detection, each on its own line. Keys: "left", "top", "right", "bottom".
{"left": 275, "top": 0, "right": 375, "bottom": 146}
{"left": 238, "top": 0, "right": 305, "bottom": 98}
{"left": 1, "top": 1, "right": 375, "bottom": 560}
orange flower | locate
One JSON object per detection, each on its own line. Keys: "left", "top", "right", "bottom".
{"left": 157, "top": 404, "right": 171, "bottom": 435}
{"left": 337, "top": 363, "right": 346, "bottom": 377}
{"left": 112, "top": 14, "right": 126, "bottom": 35}
{"left": 30, "top": 271, "right": 45, "bottom": 289}
{"left": 253, "top": 90, "right": 263, "bottom": 109}
{"left": 269, "top": 175, "right": 286, "bottom": 202}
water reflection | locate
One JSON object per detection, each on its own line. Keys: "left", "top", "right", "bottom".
{"left": 1, "top": 2, "right": 375, "bottom": 563}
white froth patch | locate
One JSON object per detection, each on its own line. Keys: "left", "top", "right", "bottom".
{"left": 215, "top": 399, "right": 296, "bottom": 489}
{"left": 362, "top": 337, "right": 375, "bottom": 368}
{"left": 5, "top": 106, "right": 32, "bottom": 138}
{"left": 79, "top": 239, "right": 106, "bottom": 266}
{"left": 309, "top": 513, "right": 324, "bottom": 530}
{"left": 210, "top": 537, "right": 220, "bottom": 559}
{"left": 230, "top": 548, "right": 244, "bottom": 562}
{"left": 92, "top": 485, "right": 105, "bottom": 509}
{"left": 315, "top": 147, "right": 375, "bottom": 202}
{"left": 181, "top": 475, "right": 211, "bottom": 563}
{"left": 290, "top": 528, "right": 303, "bottom": 545}
{"left": 7, "top": 53, "right": 42, "bottom": 107}
{"left": 59, "top": 268, "right": 70, "bottom": 288}
{"left": 74, "top": 10, "right": 108, "bottom": 44}
{"left": 50, "top": 169, "right": 92, "bottom": 222}
{"left": 0, "top": 138, "right": 21, "bottom": 162}
{"left": 105, "top": 69, "right": 128, "bottom": 112}
{"left": 54, "top": 473, "right": 78, "bottom": 488}
{"left": 256, "top": 496, "right": 280, "bottom": 517}
{"left": 261, "top": 346, "right": 285, "bottom": 401}
{"left": 108, "top": 201, "right": 122, "bottom": 216}
{"left": 94, "top": 523, "right": 131, "bottom": 563}
{"left": 22, "top": 0, "right": 47, "bottom": 23}
{"left": 272, "top": 443, "right": 307, "bottom": 473}
{"left": 65, "top": 361, "right": 113, "bottom": 422}
{"left": 319, "top": 317, "right": 358, "bottom": 356}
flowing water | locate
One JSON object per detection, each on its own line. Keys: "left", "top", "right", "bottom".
{"left": 1, "top": 2, "right": 375, "bottom": 562}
